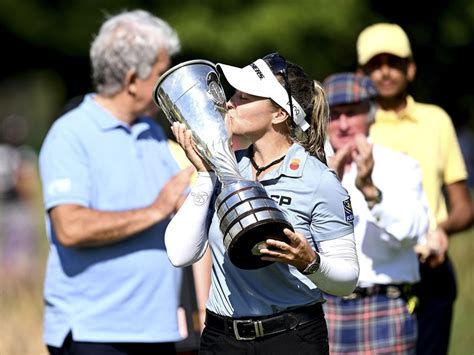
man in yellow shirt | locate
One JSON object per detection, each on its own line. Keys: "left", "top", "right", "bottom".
{"left": 356, "top": 23, "right": 473, "bottom": 355}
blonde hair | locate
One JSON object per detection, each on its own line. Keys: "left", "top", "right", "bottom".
{"left": 284, "top": 63, "right": 328, "bottom": 164}
{"left": 303, "top": 81, "right": 329, "bottom": 163}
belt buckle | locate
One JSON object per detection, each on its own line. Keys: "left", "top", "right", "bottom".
{"left": 386, "top": 285, "right": 401, "bottom": 299}
{"left": 233, "top": 319, "right": 264, "bottom": 341}
{"left": 342, "top": 292, "right": 358, "bottom": 300}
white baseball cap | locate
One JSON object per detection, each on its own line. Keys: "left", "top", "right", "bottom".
{"left": 216, "top": 57, "right": 309, "bottom": 131}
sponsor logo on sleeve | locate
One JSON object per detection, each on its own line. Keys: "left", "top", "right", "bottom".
{"left": 343, "top": 198, "right": 354, "bottom": 223}
{"left": 191, "top": 191, "right": 209, "bottom": 206}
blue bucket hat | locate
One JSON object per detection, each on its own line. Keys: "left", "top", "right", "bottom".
{"left": 323, "top": 72, "right": 377, "bottom": 106}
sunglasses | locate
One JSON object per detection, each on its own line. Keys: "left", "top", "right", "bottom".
{"left": 262, "top": 53, "right": 294, "bottom": 121}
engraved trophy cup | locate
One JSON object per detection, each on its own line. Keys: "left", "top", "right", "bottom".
{"left": 152, "top": 60, "right": 293, "bottom": 269}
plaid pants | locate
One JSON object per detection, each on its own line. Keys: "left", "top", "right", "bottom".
{"left": 323, "top": 293, "right": 417, "bottom": 355}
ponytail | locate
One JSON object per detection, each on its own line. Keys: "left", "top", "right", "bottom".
{"left": 286, "top": 62, "right": 329, "bottom": 164}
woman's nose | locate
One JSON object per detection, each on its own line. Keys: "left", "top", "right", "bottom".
{"left": 226, "top": 99, "right": 235, "bottom": 110}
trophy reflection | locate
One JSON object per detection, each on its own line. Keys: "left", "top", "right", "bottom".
{"left": 152, "top": 60, "right": 293, "bottom": 269}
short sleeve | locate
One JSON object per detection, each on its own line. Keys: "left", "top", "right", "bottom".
{"left": 311, "top": 170, "right": 354, "bottom": 241}
{"left": 39, "top": 124, "right": 91, "bottom": 210}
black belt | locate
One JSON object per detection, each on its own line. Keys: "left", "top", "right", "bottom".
{"left": 343, "top": 284, "right": 414, "bottom": 300}
{"left": 205, "top": 303, "right": 323, "bottom": 341}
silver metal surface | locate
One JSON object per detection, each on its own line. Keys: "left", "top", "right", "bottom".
{"left": 217, "top": 181, "right": 292, "bottom": 269}
{"left": 153, "top": 60, "right": 242, "bottom": 184}
{"left": 153, "top": 61, "right": 293, "bottom": 269}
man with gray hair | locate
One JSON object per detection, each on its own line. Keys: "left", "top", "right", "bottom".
{"left": 323, "top": 72, "right": 430, "bottom": 354}
{"left": 39, "top": 10, "right": 193, "bottom": 354}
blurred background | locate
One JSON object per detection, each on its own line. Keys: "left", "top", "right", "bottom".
{"left": 0, "top": 0, "right": 472, "bottom": 354}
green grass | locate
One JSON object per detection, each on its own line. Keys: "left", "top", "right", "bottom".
{"left": 449, "top": 226, "right": 474, "bottom": 355}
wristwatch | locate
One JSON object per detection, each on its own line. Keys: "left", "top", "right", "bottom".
{"left": 302, "top": 254, "right": 320, "bottom": 275}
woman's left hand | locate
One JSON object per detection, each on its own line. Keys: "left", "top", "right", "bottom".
{"left": 171, "top": 122, "right": 210, "bottom": 172}
{"left": 259, "top": 228, "right": 316, "bottom": 270}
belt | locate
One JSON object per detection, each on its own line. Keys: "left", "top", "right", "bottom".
{"left": 205, "top": 303, "right": 323, "bottom": 341}
{"left": 343, "top": 284, "right": 413, "bottom": 300}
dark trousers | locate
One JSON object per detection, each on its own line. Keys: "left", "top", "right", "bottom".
{"left": 415, "top": 256, "right": 457, "bottom": 355}
{"left": 47, "top": 332, "right": 176, "bottom": 355}
{"left": 199, "top": 314, "right": 329, "bottom": 354}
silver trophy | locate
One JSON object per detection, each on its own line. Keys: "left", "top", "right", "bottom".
{"left": 153, "top": 60, "right": 293, "bottom": 269}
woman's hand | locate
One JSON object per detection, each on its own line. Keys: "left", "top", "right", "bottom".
{"left": 171, "top": 122, "right": 211, "bottom": 173}
{"left": 259, "top": 228, "right": 316, "bottom": 270}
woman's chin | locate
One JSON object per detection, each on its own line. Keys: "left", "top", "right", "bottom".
{"left": 231, "top": 135, "right": 251, "bottom": 150}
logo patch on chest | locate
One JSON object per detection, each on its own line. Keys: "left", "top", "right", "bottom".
{"left": 289, "top": 158, "right": 300, "bottom": 170}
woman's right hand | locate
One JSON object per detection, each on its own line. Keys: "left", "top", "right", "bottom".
{"left": 171, "top": 122, "right": 211, "bottom": 172}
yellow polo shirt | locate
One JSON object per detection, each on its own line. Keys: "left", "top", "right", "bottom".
{"left": 370, "top": 96, "right": 467, "bottom": 227}
{"left": 168, "top": 139, "right": 197, "bottom": 185}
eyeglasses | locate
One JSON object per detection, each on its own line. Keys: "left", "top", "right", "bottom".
{"left": 262, "top": 53, "right": 294, "bottom": 121}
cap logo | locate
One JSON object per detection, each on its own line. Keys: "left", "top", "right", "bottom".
{"left": 250, "top": 63, "right": 265, "bottom": 80}
{"left": 287, "top": 101, "right": 301, "bottom": 116}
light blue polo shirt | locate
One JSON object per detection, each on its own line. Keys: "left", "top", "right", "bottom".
{"left": 39, "top": 94, "right": 182, "bottom": 346}
{"left": 206, "top": 143, "right": 354, "bottom": 317}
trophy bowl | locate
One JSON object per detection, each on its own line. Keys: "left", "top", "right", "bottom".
{"left": 153, "top": 60, "right": 292, "bottom": 269}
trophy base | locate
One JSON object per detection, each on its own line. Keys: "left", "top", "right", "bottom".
{"left": 226, "top": 220, "right": 293, "bottom": 270}
{"left": 216, "top": 180, "right": 294, "bottom": 270}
